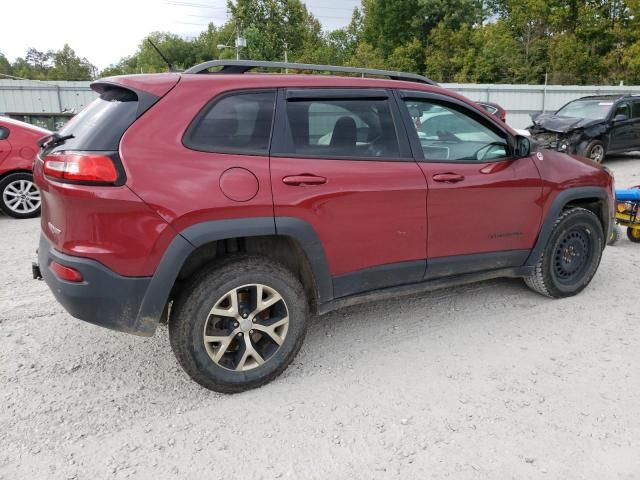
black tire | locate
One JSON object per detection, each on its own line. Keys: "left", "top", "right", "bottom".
{"left": 608, "top": 224, "right": 622, "bottom": 246}
{"left": 627, "top": 227, "right": 640, "bottom": 243}
{"left": 169, "top": 255, "right": 308, "bottom": 393}
{"left": 584, "top": 140, "right": 606, "bottom": 163}
{"left": 0, "top": 172, "right": 41, "bottom": 219}
{"left": 524, "top": 207, "right": 604, "bottom": 298}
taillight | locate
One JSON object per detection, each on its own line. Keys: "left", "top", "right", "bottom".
{"left": 43, "top": 152, "right": 121, "bottom": 185}
{"left": 501, "top": 111, "right": 507, "bottom": 122}
{"left": 50, "top": 261, "right": 84, "bottom": 282}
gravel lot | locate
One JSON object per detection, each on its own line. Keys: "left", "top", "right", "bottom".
{"left": 1, "top": 157, "right": 639, "bottom": 480}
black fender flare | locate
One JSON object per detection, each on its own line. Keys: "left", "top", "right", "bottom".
{"left": 525, "top": 186, "right": 610, "bottom": 267}
{"left": 135, "top": 217, "right": 333, "bottom": 333}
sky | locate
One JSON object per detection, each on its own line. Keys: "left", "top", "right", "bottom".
{"left": 0, "top": 0, "right": 361, "bottom": 70}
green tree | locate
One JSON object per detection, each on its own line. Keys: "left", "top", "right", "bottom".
{"left": 387, "top": 39, "right": 423, "bottom": 73}
{"left": 347, "top": 42, "right": 386, "bottom": 69}
{"left": 51, "top": 44, "right": 95, "bottom": 80}
{"left": 362, "top": 0, "right": 484, "bottom": 57}
{"left": 424, "top": 23, "right": 476, "bottom": 82}
{"left": 0, "top": 52, "right": 12, "bottom": 76}
{"left": 228, "top": 0, "right": 322, "bottom": 62}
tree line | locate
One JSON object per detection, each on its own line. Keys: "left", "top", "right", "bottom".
{"left": 3, "top": 0, "right": 640, "bottom": 85}
{"left": 0, "top": 45, "right": 96, "bottom": 81}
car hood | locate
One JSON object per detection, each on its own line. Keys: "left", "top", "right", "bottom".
{"left": 531, "top": 114, "right": 603, "bottom": 133}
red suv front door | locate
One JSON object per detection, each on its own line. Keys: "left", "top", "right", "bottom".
{"left": 398, "top": 92, "right": 543, "bottom": 278}
{"left": 270, "top": 89, "right": 427, "bottom": 299}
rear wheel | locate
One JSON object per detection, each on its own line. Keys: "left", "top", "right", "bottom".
{"left": 525, "top": 207, "right": 604, "bottom": 298}
{"left": 0, "top": 172, "right": 41, "bottom": 219}
{"left": 627, "top": 227, "right": 640, "bottom": 243}
{"left": 169, "top": 255, "right": 308, "bottom": 393}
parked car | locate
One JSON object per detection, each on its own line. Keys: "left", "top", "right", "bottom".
{"left": 528, "top": 94, "right": 640, "bottom": 163}
{"left": 33, "top": 61, "right": 614, "bottom": 393}
{"left": 477, "top": 101, "right": 507, "bottom": 122}
{"left": 0, "top": 116, "right": 49, "bottom": 218}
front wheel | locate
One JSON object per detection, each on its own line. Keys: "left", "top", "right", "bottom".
{"left": 584, "top": 140, "right": 605, "bottom": 163}
{"left": 169, "top": 255, "right": 308, "bottom": 393}
{"left": 0, "top": 172, "right": 41, "bottom": 219}
{"left": 525, "top": 207, "right": 604, "bottom": 298}
{"left": 627, "top": 227, "right": 640, "bottom": 243}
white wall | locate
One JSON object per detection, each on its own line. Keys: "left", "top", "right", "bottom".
{"left": 3, "top": 79, "right": 640, "bottom": 130}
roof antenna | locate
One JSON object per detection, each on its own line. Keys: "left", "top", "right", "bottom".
{"left": 147, "top": 39, "right": 176, "bottom": 72}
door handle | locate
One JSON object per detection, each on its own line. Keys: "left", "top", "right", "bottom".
{"left": 282, "top": 175, "right": 327, "bottom": 186}
{"left": 432, "top": 173, "right": 465, "bottom": 183}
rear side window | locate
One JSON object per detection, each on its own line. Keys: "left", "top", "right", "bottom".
{"left": 632, "top": 102, "right": 640, "bottom": 119}
{"left": 185, "top": 91, "right": 276, "bottom": 155}
{"left": 55, "top": 86, "right": 139, "bottom": 151}
{"left": 280, "top": 98, "right": 400, "bottom": 159}
{"left": 0, "top": 126, "right": 8, "bottom": 140}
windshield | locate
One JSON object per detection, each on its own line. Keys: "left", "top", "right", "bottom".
{"left": 555, "top": 100, "right": 614, "bottom": 120}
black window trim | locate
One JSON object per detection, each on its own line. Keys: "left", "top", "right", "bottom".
{"left": 395, "top": 89, "right": 516, "bottom": 164}
{"left": 182, "top": 88, "right": 277, "bottom": 157}
{"left": 285, "top": 88, "right": 389, "bottom": 101}
{"left": 270, "top": 87, "right": 413, "bottom": 162}
{"left": 631, "top": 100, "right": 640, "bottom": 120}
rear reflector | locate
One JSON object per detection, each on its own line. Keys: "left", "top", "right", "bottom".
{"left": 50, "top": 261, "right": 84, "bottom": 282}
{"left": 43, "top": 153, "right": 119, "bottom": 184}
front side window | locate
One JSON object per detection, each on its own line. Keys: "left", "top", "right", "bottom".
{"left": 404, "top": 99, "right": 509, "bottom": 162}
{"left": 186, "top": 91, "right": 275, "bottom": 155}
{"left": 282, "top": 98, "right": 400, "bottom": 159}
{"left": 613, "top": 102, "right": 631, "bottom": 119}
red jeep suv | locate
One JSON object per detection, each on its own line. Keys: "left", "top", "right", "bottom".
{"left": 33, "top": 61, "right": 614, "bottom": 392}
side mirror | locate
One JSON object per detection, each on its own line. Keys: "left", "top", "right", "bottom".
{"left": 614, "top": 114, "right": 629, "bottom": 122}
{"left": 515, "top": 135, "right": 531, "bottom": 157}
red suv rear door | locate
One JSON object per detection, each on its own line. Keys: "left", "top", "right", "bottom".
{"left": 270, "top": 88, "right": 427, "bottom": 300}
{"left": 397, "top": 91, "right": 543, "bottom": 278}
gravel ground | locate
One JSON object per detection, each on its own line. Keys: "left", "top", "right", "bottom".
{"left": 1, "top": 156, "right": 639, "bottom": 480}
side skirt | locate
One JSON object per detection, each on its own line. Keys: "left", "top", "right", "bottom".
{"left": 317, "top": 266, "right": 533, "bottom": 316}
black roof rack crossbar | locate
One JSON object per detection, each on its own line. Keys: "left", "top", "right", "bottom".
{"left": 183, "top": 60, "right": 438, "bottom": 86}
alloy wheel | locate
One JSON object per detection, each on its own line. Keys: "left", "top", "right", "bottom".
{"left": 203, "top": 284, "right": 289, "bottom": 372}
{"left": 589, "top": 144, "right": 604, "bottom": 163}
{"left": 2, "top": 179, "right": 41, "bottom": 215}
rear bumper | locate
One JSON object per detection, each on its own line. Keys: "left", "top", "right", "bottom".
{"left": 38, "top": 234, "right": 157, "bottom": 336}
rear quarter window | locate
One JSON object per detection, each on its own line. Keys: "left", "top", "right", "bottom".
{"left": 0, "top": 126, "right": 8, "bottom": 140}
{"left": 184, "top": 91, "right": 276, "bottom": 155}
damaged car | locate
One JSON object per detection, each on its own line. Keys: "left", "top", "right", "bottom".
{"left": 528, "top": 95, "right": 640, "bottom": 163}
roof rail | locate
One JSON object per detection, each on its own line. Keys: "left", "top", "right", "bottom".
{"left": 183, "top": 60, "right": 438, "bottom": 86}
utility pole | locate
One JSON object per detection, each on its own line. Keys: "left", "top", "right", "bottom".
{"left": 234, "top": 26, "right": 247, "bottom": 60}
{"left": 284, "top": 41, "right": 288, "bottom": 73}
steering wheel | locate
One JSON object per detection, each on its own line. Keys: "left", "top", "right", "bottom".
{"left": 365, "top": 133, "right": 385, "bottom": 157}
{"left": 474, "top": 142, "right": 508, "bottom": 162}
